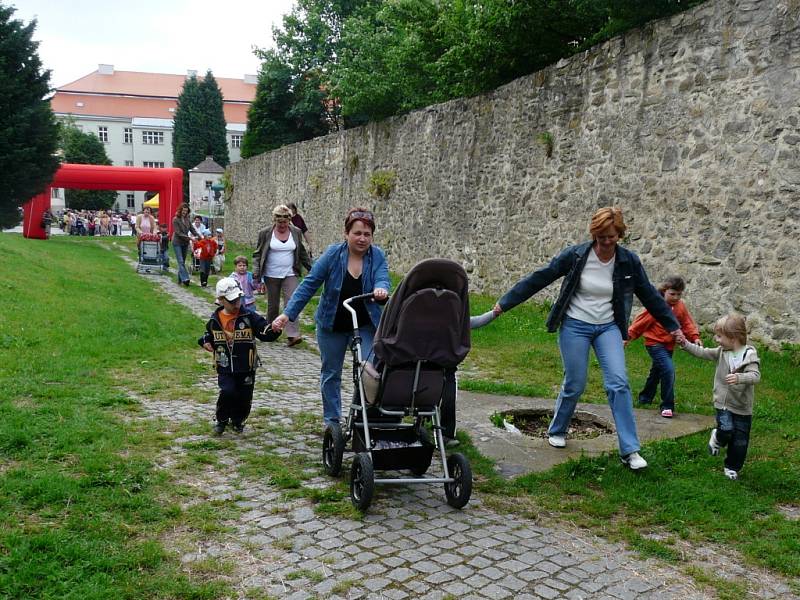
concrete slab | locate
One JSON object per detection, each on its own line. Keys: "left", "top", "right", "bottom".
{"left": 458, "top": 390, "right": 715, "bottom": 477}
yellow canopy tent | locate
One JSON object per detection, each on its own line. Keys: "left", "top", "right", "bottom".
{"left": 143, "top": 194, "right": 159, "bottom": 208}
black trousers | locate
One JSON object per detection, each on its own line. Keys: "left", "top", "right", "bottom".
{"left": 441, "top": 370, "right": 457, "bottom": 438}
{"left": 216, "top": 371, "right": 256, "bottom": 425}
{"left": 715, "top": 408, "right": 752, "bottom": 472}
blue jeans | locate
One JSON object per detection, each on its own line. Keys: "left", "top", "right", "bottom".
{"left": 715, "top": 409, "right": 752, "bottom": 472}
{"left": 549, "top": 317, "right": 640, "bottom": 456}
{"left": 316, "top": 324, "right": 376, "bottom": 425}
{"left": 172, "top": 243, "right": 190, "bottom": 283}
{"left": 640, "top": 344, "right": 675, "bottom": 410}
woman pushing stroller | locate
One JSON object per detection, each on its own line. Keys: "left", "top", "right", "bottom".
{"left": 271, "top": 208, "right": 390, "bottom": 426}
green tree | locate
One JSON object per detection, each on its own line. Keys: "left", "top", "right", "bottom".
{"left": 59, "top": 124, "right": 117, "bottom": 211}
{"left": 0, "top": 3, "right": 59, "bottom": 228}
{"left": 172, "top": 71, "right": 229, "bottom": 199}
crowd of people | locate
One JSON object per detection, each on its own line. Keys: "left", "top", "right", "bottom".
{"left": 188, "top": 203, "right": 760, "bottom": 481}
{"left": 57, "top": 209, "right": 134, "bottom": 236}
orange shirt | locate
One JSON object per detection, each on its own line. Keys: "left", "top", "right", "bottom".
{"left": 194, "top": 238, "right": 218, "bottom": 260}
{"left": 218, "top": 308, "right": 238, "bottom": 343}
{"left": 628, "top": 299, "right": 700, "bottom": 351}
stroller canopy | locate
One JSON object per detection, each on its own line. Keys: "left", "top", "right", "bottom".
{"left": 373, "top": 258, "right": 470, "bottom": 368}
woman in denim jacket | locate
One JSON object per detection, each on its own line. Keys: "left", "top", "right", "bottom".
{"left": 493, "top": 207, "right": 682, "bottom": 470}
{"left": 272, "top": 208, "right": 390, "bottom": 425}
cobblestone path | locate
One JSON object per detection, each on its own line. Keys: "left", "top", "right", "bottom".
{"left": 133, "top": 268, "right": 795, "bottom": 600}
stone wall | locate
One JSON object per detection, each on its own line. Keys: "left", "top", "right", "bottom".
{"left": 228, "top": 0, "right": 800, "bottom": 346}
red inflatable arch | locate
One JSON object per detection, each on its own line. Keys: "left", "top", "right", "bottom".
{"left": 22, "top": 163, "right": 183, "bottom": 239}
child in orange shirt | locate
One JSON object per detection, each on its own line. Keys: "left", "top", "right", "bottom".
{"left": 193, "top": 230, "right": 218, "bottom": 288}
{"left": 627, "top": 275, "right": 701, "bottom": 418}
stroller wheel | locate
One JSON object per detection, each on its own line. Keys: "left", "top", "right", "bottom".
{"left": 350, "top": 452, "right": 374, "bottom": 511}
{"left": 444, "top": 453, "right": 472, "bottom": 509}
{"left": 322, "top": 423, "right": 344, "bottom": 477}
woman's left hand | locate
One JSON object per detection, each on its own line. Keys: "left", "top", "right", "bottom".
{"left": 373, "top": 288, "right": 388, "bottom": 301}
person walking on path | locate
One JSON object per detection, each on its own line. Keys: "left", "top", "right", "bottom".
{"left": 199, "top": 277, "right": 281, "bottom": 435}
{"left": 271, "top": 207, "right": 390, "bottom": 426}
{"left": 253, "top": 205, "right": 312, "bottom": 347}
{"left": 172, "top": 203, "right": 199, "bottom": 286}
{"left": 679, "top": 313, "right": 760, "bottom": 480}
{"left": 626, "top": 275, "right": 702, "bottom": 418}
{"left": 193, "top": 230, "right": 218, "bottom": 288}
{"left": 287, "top": 202, "right": 313, "bottom": 258}
{"left": 493, "top": 206, "right": 683, "bottom": 470}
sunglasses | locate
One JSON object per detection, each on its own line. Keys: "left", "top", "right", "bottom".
{"left": 347, "top": 210, "right": 374, "bottom": 221}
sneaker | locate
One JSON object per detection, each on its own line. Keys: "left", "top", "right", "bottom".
{"left": 286, "top": 336, "right": 303, "bottom": 347}
{"left": 548, "top": 435, "right": 566, "bottom": 448}
{"left": 707, "top": 429, "right": 720, "bottom": 456}
{"left": 660, "top": 409, "right": 674, "bottom": 418}
{"left": 443, "top": 436, "right": 460, "bottom": 448}
{"left": 231, "top": 421, "right": 245, "bottom": 434}
{"left": 621, "top": 452, "right": 648, "bottom": 470}
{"left": 213, "top": 421, "right": 227, "bottom": 435}
{"left": 723, "top": 467, "right": 738, "bottom": 480}
{"left": 637, "top": 395, "right": 653, "bottom": 405}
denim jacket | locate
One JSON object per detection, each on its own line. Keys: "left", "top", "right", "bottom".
{"left": 284, "top": 242, "right": 391, "bottom": 330}
{"left": 498, "top": 241, "right": 679, "bottom": 339}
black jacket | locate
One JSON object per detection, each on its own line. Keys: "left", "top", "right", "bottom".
{"left": 498, "top": 241, "right": 679, "bottom": 339}
{"left": 199, "top": 306, "right": 281, "bottom": 373}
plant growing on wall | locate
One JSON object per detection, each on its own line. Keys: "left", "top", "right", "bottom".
{"left": 348, "top": 154, "right": 360, "bottom": 177}
{"left": 367, "top": 170, "right": 396, "bottom": 199}
{"left": 221, "top": 168, "right": 233, "bottom": 203}
{"left": 537, "top": 131, "right": 554, "bottom": 158}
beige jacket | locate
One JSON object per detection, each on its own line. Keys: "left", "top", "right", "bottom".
{"left": 681, "top": 343, "right": 760, "bottom": 415}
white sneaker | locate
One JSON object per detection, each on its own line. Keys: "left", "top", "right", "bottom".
{"left": 622, "top": 452, "right": 648, "bottom": 470}
{"left": 548, "top": 435, "right": 566, "bottom": 448}
{"left": 708, "top": 429, "right": 721, "bottom": 456}
{"left": 724, "top": 468, "right": 738, "bottom": 480}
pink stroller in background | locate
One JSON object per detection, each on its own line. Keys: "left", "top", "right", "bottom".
{"left": 322, "top": 258, "right": 473, "bottom": 511}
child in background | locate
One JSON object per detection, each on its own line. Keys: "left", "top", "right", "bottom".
{"left": 680, "top": 313, "right": 760, "bottom": 480}
{"left": 199, "top": 278, "right": 281, "bottom": 434}
{"left": 230, "top": 256, "right": 258, "bottom": 310}
{"left": 627, "top": 275, "right": 702, "bottom": 418}
{"left": 158, "top": 222, "right": 170, "bottom": 272}
{"left": 193, "top": 231, "right": 218, "bottom": 288}
{"left": 212, "top": 228, "right": 226, "bottom": 273}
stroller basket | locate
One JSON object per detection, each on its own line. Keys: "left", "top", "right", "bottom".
{"left": 352, "top": 425, "right": 434, "bottom": 471}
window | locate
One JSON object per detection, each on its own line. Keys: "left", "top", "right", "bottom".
{"left": 231, "top": 134, "right": 242, "bottom": 149}
{"left": 124, "top": 128, "right": 132, "bottom": 144}
{"left": 142, "top": 161, "right": 165, "bottom": 168}
{"left": 124, "top": 160, "right": 134, "bottom": 167}
{"left": 98, "top": 126, "right": 108, "bottom": 142}
{"left": 141, "top": 130, "right": 164, "bottom": 145}
{"left": 51, "top": 188, "right": 61, "bottom": 199}
{"left": 126, "top": 194, "right": 135, "bottom": 208}
{"left": 205, "top": 180, "right": 213, "bottom": 189}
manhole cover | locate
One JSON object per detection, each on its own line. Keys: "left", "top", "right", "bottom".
{"left": 498, "top": 408, "right": 614, "bottom": 440}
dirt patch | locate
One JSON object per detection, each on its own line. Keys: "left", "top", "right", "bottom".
{"left": 503, "top": 409, "right": 614, "bottom": 440}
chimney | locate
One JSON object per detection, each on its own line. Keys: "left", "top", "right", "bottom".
{"left": 187, "top": 69, "right": 197, "bottom": 78}
{"left": 244, "top": 74, "right": 257, "bottom": 84}
{"left": 98, "top": 64, "right": 114, "bottom": 75}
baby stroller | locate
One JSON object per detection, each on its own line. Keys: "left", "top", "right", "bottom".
{"left": 322, "top": 258, "right": 473, "bottom": 511}
{"left": 137, "top": 233, "right": 163, "bottom": 274}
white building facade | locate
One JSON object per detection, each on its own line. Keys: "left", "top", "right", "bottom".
{"left": 50, "top": 65, "right": 254, "bottom": 212}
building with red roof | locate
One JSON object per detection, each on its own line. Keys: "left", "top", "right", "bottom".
{"left": 49, "top": 64, "right": 256, "bottom": 212}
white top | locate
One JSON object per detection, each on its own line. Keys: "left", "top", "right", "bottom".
{"left": 265, "top": 231, "right": 296, "bottom": 278}
{"left": 566, "top": 249, "right": 615, "bottom": 324}
{"left": 725, "top": 348, "right": 747, "bottom": 372}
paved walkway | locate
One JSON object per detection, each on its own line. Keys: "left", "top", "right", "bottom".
{"left": 130, "top": 261, "right": 795, "bottom": 600}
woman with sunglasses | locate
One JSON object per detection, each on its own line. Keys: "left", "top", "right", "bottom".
{"left": 272, "top": 207, "right": 390, "bottom": 426}
{"left": 253, "top": 204, "right": 312, "bottom": 346}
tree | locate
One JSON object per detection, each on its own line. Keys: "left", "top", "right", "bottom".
{"left": 172, "top": 71, "right": 229, "bottom": 199}
{"left": 59, "top": 124, "right": 116, "bottom": 211}
{"left": 242, "top": 52, "right": 330, "bottom": 158}
{"left": 0, "top": 3, "right": 59, "bottom": 228}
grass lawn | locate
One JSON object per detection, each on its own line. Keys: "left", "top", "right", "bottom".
{"left": 2, "top": 232, "right": 798, "bottom": 597}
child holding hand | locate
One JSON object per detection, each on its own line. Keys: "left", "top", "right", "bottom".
{"left": 627, "top": 275, "right": 701, "bottom": 418}
{"left": 680, "top": 313, "right": 760, "bottom": 480}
